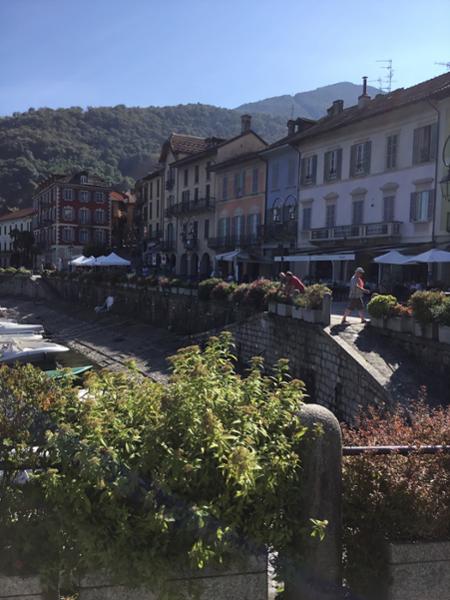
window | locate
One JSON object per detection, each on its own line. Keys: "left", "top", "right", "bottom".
{"left": 218, "top": 217, "right": 230, "bottom": 238}
{"left": 204, "top": 219, "right": 210, "bottom": 239}
{"left": 79, "top": 229, "right": 89, "bottom": 244}
{"left": 150, "top": 182, "right": 153, "bottom": 200}
{"left": 324, "top": 149, "right": 342, "bottom": 181}
{"left": 206, "top": 162, "right": 211, "bottom": 181}
{"left": 184, "top": 169, "right": 189, "bottom": 187}
{"left": 94, "top": 229, "right": 106, "bottom": 244}
{"left": 284, "top": 198, "right": 297, "bottom": 221}
{"left": 62, "top": 227, "right": 74, "bottom": 242}
{"left": 272, "top": 202, "right": 281, "bottom": 223}
{"left": 252, "top": 168, "right": 259, "bottom": 194}
{"left": 222, "top": 176, "right": 228, "bottom": 200}
{"left": 302, "top": 206, "right": 312, "bottom": 231}
{"left": 410, "top": 190, "right": 433, "bottom": 222}
{"left": 301, "top": 155, "right": 317, "bottom": 185}
{"left": 233, "top": 215, "right": 245, "bottom": 240}
{"left": 95, "top": 192, "right": 104, "bottom": 203}
{"left": 194, "top": 165, "right": 199, "bottom": 184}
{"left": 79, "top": 208, "right": 90, "bottom": 224}
{"left": 94, "top": 209, "right": 105, "bottom": 224}
{"left": 350, "top": 142, "right": 371, "bottom": 176}
{"left": 181, "top": 190, "right": 190, "bottom": 203}
{"left": 63, "top": 207, "right": 73, "bottom": 221}
{"left": 247, "top": 213, "right": 260, "bottom": 237}
{"left": 63, "top": 188, "right": 73, "bottom": 201}
{"left": 149, "top": 203, "right": 153, "bottom": 220}
{"left": 325, "top": 204, "right": 336, "bottom": 228}
{"left": 156, "top": 199, "right": 160, "bottom": 216}
{"left": 386, "top": 135, "right": 398, "bottom": 170}
{"left": 80, "top": 175, "right": 88, "bottom": 184}
{"left": 352, "top": 199, "right": 364, "bottom": 225}
{"left": 412, "top": 124, "right": 437, "bottom": 164}
{"left": 383, "top": 196, "right": 395, "bottom": 222}
{"left": 156, "top": 179, "right": 160, "bottom": 196}
{"left": 205, "top": 184, "right": 210, "bottom": 200}
{"left": 271, "top": 161, "right": 279, "bottom": 190}
{"left": 194, "top": 188, "right": 199, "bottom": 202}
{"left": 79, "top": 191, "right": 90, "bottom": 202}
{"left": 287, "top": 158, "right": 296, "bottom": 187}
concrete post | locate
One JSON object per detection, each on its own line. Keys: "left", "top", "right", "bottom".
{"left": 321, "top": 292, "right": 332, "bottom": 327}
{"left": 284, "top": 404, "right": 342, "bottom": 600}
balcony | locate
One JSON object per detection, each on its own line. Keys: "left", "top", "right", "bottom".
{"left": 262, "top": 220, "right": 297, "bottom": 243}
{"left": 165, "top": 178, "right": 175, "bottom": 191}
{"left": 160, "top": 240, "right": 176, "bottom": 252}
{"left": 208, "top": 233, "right": 261, "bottom": 251}
{"left": 310, "top": 221, "right": 402, "bottom": 243}
{"left": 165, "top": 197, "right": 215, "bottom": 218}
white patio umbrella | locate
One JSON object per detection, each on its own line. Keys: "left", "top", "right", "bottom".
{"left": 81, "top": 255, "right": 100, "bottom": 267}
{"left": 374, "top": 250, "right": 413, "bottom": 265}
{"left": 96, "top": 252, "right": 131, "bottom": 267}
{"left": 70, "top": 255, "right": 88, "bottom": 266}
{"left": 406, "top": 249, "right": 450, "bottom": 263}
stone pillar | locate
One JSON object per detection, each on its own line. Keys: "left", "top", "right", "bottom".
{"left": 321, "top": 293, "right": 332, "bottom": 327}
{"left": 284, "top": 404, "right": 342, "bottom": 600}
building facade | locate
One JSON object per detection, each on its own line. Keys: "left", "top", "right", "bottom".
{"left": 134, "top": 169, "right": 164, "bottom": 267}
{"left": 0, "top": 207, "right": 35, "bottom": 268}
{"left": 110, "top": 190, "right": 136, "bottom": 252}
{"left": 33, "top": 171, "right": 111, "bottom": 267}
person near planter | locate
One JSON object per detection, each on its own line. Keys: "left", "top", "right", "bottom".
{"left": 285, "top": 271, "right": 305, "bottom": 298}
{"left": 341, "top": 267, "right": 370, "bottom": 324}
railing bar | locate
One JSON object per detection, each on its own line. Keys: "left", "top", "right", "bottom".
{"left": 343, "top": 445, "right": 450, "bottom": 456}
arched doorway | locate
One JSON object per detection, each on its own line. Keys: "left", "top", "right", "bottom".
{"left": 180, "top": 253, "right": 188, "bottom": 277}
{"left": 170, "top": 254, "right": 176, "bottom": 272}
{"left": 190, "top": 253, "right": 199, "bottom": 279}
{"left": 199, "top": 253, "right": 211, "bottom": 279}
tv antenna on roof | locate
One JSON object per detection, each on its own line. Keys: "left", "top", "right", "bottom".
{"left": 435, "top": 61, "right": 450, "bottom": 71}
{"left": 376, "top": 59, "right": 394, "bottom": 93}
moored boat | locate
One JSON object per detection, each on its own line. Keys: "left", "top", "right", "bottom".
{"left": 0, "top": 340, "right": 68, "bottom": 364}
{"left": 0, "top": 320, "right": 44, "bottom": 335}
{"left": 44, "top": 365, "right": 93, "bottom": 379}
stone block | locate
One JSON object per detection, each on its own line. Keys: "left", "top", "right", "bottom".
{"left": 0, "top": 576, "right": 42, "bottom": 599}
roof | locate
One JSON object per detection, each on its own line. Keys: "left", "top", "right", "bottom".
{"left": 209, "top": 151, "right": 266, "bottom": 172}
{"left": 159, "top": 133, "right": 216, "bottom": 163}
{"left": 0, "top": 207, "right": 36, "bottom": 222}
{"left": 171, "top": 139, "right": 226, "bottom": 168}
{"left": 35, "top": 171, "right": 109, "bottom": 192}
{"left": 142, "top": 167, "right": 164, "bottom": 181}
{"left": 288, "top": 71, "right": 450, "bottom": 145}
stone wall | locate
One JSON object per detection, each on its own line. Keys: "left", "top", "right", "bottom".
{"left": 219, "top": 314, "right": 389, "bottom": 421}
{"left": 0, "top": 576, "right": 43, "bottom": 599}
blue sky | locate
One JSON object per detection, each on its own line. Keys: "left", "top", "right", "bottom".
{"left": 1, "top": 0, "right": 449, "bottom": 115}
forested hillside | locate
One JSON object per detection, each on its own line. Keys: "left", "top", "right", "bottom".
{"left": 0, "top": 104, "right": 286, "bottom": 208}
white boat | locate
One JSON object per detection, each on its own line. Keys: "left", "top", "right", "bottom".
{"left": 0, "top": 320, "right": 44, "bottom": 335}
{"left": 0, "top": 333, "right": 43, "bottom": 342}
{"left": 0, "top": 340, "right": 69, "bottom": 364}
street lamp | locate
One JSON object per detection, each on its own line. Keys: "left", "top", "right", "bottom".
{"left": 440, "top": 135, "right": 450, "bottom": 201}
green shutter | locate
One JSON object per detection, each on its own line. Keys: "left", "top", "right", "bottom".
{"left": 300, "top": 158, "right": 306, "bottom": 185}
{"left": 410, "top": 192, "right": 417, "bottom": 222}
{"left": 412, "top": 128, "right": 421, "bottom": 165}
{"left": 364, "top": 141, "right": 372, "bottom": 174}
{"left": 336, "top": 149, "right": 343, "bottom": 180}
{"left": 312, "top": 155, "right": 318, "bottom": 184}
{"left": 350, "top": 145, "right": 356, "bottom": 177}
{"left": 324, "top": 151, "right": 330, "bottom": 182}
{"left": 430, "top": 123, "right": 438, "bottom": 161}
{"left": 427, "top": 190, "right": 435, "bottom": 220}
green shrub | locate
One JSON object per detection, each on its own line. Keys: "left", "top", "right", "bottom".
{"left": 433, "top": 296, "right": 450, "bottom": 326}
{"left": 210, "top": 280, "right": 235, "bottom": 301}
{"left": 409, "top": 290, "right": 445, "bottom": 324}
{"left": 244, "top": 278, "right": 277, "bottom": 310}
{"left": 232, "top": 283, "right": 250, "bottom": 304}
{"left": 198, "top": 277, "right": 223, "bottom": 301}
{"left": 367, "top": 294, "right": 397, "bottom": 319}
{"left": 0, "top": 335, "right": 313, "bottom": 589}
{"left": 342, "top": 401, "right": 450, "bottom": 598}
{"left": 303, "top": 284, "right": 332, "bottom": 310}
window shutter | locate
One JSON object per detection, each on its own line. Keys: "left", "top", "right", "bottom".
{"left": 234, "top": 173, "right": 239, "bottom": 196}
{"left": 350, "top": 145, "right": 356, "bottom": 177}
{"left": 324, "top": 152, "right": 330, "bottom": 182}
{"left": 430, "top": 123, "right": 438, "bottom": 161}
{"left": 363, "top": 141, "right": 372, "bottom": 174}
{"left": 312, "top": 155, "right": 317, "bottom": 184}
{"left": 410, "top": 192, "right": 417, "bottom": 222}
{"left": 246, "top": 214, "right": 252, "bottom": 234}
{"left": 300, "top": 158, "right": 306, "bottom": 185}
{"left": 412, "top": 128, "right": 420, "bottom": 165}
{"left": 336, "top": 149, "right": 343, "bottom": 179}
{"left": 427, "top": 190, "right": 435, "bottom": 220}
{"left": 241, "top": 170, "right": 246, "bottom": 196}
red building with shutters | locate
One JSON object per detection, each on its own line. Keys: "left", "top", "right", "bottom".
{"left": 33, "top": 171, "right": 111, "bottom": 267}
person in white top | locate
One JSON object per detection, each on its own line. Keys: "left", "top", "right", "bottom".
{"left": 341, "top": 267, "right": 370, "bottom": 324}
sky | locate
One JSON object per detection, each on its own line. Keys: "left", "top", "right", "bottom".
{"left": 1, "top": 0, "right": 449, "bottom": 116}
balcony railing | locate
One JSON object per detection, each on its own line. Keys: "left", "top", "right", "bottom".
{"left": 310, "top": 221, "right": 402, "bottom": 242}
{"left": 165, "top": 197, "right": 215, "bottom": 218}
{"left": 262, "top": 220, "right": 297, "bottom": 242}
{"left": 208, "top": 233, "right": 261, "bottom": 251}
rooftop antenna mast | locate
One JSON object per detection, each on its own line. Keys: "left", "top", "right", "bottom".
{"left": 376, "top": 59, "right": 394, "bottom": 93}
{"left": 435, "top": 61, "right": 450, "bottom": 71}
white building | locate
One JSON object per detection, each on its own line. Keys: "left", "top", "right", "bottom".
{"left": 286, "top": 73, "right": 450, "bottom": 284}
{"left": 0, "top": 207, "right": 35, "bottom": 268}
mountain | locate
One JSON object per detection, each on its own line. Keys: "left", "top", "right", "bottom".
{"left": 236, "top": 82, "right": 381, "bottom": 120}
{"left": 0, "top": 104, "right": 286, "bottom": 209}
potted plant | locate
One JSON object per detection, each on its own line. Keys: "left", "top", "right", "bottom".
{"left": 271, "top": 291, "right": 292, "bottom": 317}
{"left": 388, "top": 303, "right": 413, "bottom": 334}
{"left": 298, "top": 284, "right": 331, "bottom": 323}
{"left": 409, "top": 291, "right": 444, "bottom": 340}
{"left": 292, "top": 294, "right": 306, "bottom": 320}
{"left": 367, "top": 294, "right": 397, "bottom": 329}
{"left": 434, "top": 298, "right": 450, "bottom": 344}
{"left": 198, "top": 277, "right": 223, "bottom": 301}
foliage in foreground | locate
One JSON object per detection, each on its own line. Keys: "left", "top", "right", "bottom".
{"left": 342, "top": 400, "right": 450, "bottom": 598}
{"left": 0, "top": 333, "right": 311, "bottom": 591}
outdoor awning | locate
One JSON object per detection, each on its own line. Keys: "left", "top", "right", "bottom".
{"left": 407, "top": 249, "right": 450, "bottom": 263}
{"left": 275, "top": 252, "right": 355, "bottom": 263}
{"left": 96, "top": 252, "right": 131, "bottom": 267}
{"left": 215, "top": 250, "right": 240, "bottom": 262}
{"left": 374, "top": 250, "right": 414, "bottom": 265}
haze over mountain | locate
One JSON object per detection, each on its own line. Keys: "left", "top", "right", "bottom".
{"left": 236, "top": 81, "right": 382, "bottom": 120}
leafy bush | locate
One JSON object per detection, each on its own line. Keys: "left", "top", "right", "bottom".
{"left": 302, "top": 284, "right": 332, "bottom": 310}
{"left": 198, "top": 277, "right": 223, "bottom": 301}
{"left": 409, "top": 290, "right": 445, "bottom": 324}
{"left": 433, "top": 296, "right": 450, "bottom": 326}
{"left": 342, "top": 401, "right": 450, "bottom": 598}
{"left": 232, "top": 283, "right": 250, "bottom": 304}
{"left": 0, "top": 334, "right": 312, "bottom": 589}
{"left": 389, "top": 303, "right": 412, "bottom": 318}
{"left": 244, "top": 279, "right": 277, "bottom": 310}
{"left": 210, "top": 280, "right": 235, "bottom": 301}
{"left": 367, "top": 294, "right": 397, "bottom": 319}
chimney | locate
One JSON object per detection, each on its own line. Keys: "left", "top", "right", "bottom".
{"left": 327, "top": 99, "right": 344, "bottom": 118}
{"left": 287, "top": 119, "right": 296, "bottom": 135}
{"left": 358, "top": 76, "right": 371, "bottom": 109}
{"left": 241, "top": 114, "right": 252, "bottom": 134}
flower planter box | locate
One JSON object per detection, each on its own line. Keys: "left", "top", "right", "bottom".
{"left": 268, "top": 301, "right": 277, "bottom": 314}
{"left": 178, "top": 287, "right": 190, "bottom": 295}
{"left": 438, "top": 324, "right": 450, "bottom": 344}
{"left": 414, "top": 321, "right": 433, "bottom": 339}
{"left": 277, "top": 303, "right": 292, "bottom": 317}
{"left": 292, "top": 306, "right": 304, "bottom": 320}
{"left": 191, "top": 289, "right": 198, "bottom": 297}
{"left": 302, "top": 308, "right": 323, "bottom": 323}
{"left": 370, "top": 317, "right": 385, "bottom": 329}
{"left": 386, "top": 317, "right": 403, "bottom": 333}
{"left": 401, "top": 317, "right": 414, "bottom": 334}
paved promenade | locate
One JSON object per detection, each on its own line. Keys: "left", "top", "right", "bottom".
{"left": 1, "top": 297, "right": 186, "bottom": 382}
